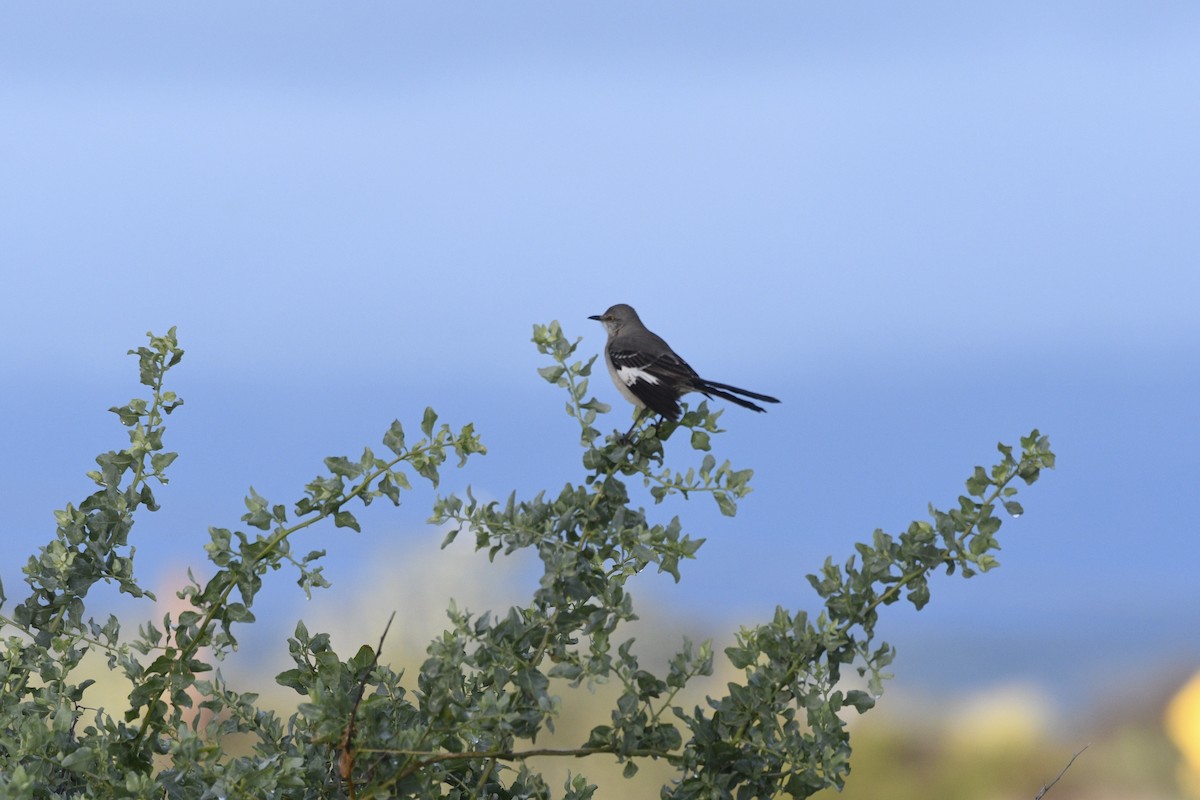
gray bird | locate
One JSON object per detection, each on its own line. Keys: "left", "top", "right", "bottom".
{"left": 589, "top": 303, "right": 780, "bottom": 436}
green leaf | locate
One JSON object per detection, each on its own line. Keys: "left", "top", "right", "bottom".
{"left": 906, "top": 579, "right": 930, "bottom": 609}
{"left": 383, "top": 420, "right": 406, "bottom": 455}
{"left": 324, "top": 456, "right": 362, "bottom": 479}
{"left": 690, "top": 430, "right": 711, "bottom": 451}
{"left": 421, "top": 407, "right": 438, "bottom": 438}
{"left": 275, "top": 668, "right": 306, "bottom": 692}
{"left": 584, "top": 725, "right": 614, "bottom": 748}
{"left": 60, "top": 747, "right": 93, "bottom": 771}
{"left": 965, "top": 466, "right": 991, "bottom": 497}
{"left": 714, "top": 493, "right": 737, "bottom": 517}
{"left": 379, "top": 475, "right": 401, "bottom": 505}
{"left": 334, "top": 511, "right": 361, "bottom": 532}
{"left": 845, "top": 690, "right": 876, "bottom": 713}
{"left": 725, "top": 646, "right": 755, "bottom": 669}
{"left": 109, "top": 402, "right": 144, "bottom": 426}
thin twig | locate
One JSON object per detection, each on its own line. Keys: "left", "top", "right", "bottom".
{"left": 1034, "top": 744, "right": 1088, "bottom": 800}
{"left": 339, "top": 612, "right": 397, "bottom": 799}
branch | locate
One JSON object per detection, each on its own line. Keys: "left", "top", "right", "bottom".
{"left": 339, "top": 612, "right": 397, "bottom": 798}
{"left": 1034, "top": 745, "right": 1088, "bottom": 800}
{"left": 363, "top": 744, "right": 660, "bottom": 764}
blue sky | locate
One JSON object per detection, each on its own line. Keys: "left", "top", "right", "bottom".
{"left": 2, "top": 2, "right": 1198, "bottom": 721}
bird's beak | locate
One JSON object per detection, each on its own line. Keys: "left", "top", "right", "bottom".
{"left": 588, "top": 314, "right": 603, "bottom": 321}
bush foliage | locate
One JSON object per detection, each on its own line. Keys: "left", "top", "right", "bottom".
{"left": 0, "top": 324, "right": 1055, "bottom": 798}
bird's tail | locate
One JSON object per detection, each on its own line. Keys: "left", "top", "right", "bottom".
{"left": 694, "top": 379, "right": 781, "bottom": 413}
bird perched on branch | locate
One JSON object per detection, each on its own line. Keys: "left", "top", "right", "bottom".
{"left": 589, "top": 303, "right": 780, "bottom": 437}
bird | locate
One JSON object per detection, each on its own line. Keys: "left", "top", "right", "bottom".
{"left": 588, "top": 303, "right": 780, "bottom": 437}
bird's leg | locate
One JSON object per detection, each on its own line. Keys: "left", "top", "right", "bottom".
{"left": 620, "top": 407, "right": 649, "bottom": 443}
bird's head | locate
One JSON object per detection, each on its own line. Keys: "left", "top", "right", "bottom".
{"left": 588, "top": 303, "right": 641, "bottom": 335}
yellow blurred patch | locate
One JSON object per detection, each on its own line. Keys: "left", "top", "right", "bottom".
{"left": 1166, "top": 670, "right": 1200, "bottom": 800}
{"left": 944, "top": 685, "right": 1050, "bottom": 753}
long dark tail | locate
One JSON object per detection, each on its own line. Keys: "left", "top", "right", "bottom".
{"left": 694, "top": 379, "right": 781, "bottom": 413}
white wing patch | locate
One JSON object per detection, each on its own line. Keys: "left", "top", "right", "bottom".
{"left": 616, "top": 365, "right": 660, "bottom": 387}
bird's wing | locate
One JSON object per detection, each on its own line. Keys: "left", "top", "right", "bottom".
{"left": 609, "top": 347, "right": 697, "bottom": 385}
{"left": 608, "top": 346, "right": 698, "bottom": 419}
